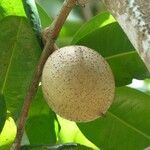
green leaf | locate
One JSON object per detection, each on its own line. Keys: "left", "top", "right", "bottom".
{"left": 106, "top": 49, "right": 150, "bottom": 86}
{"left": 36, "top": 3, "right": 52, "bottom": 29}
{"left": 26, "top": 88, "right": 58, "bottom": 145}
{"left": 72, "top": 12, "right": 116, "bottom": 44}
{"left": 57, "top": 116, "right": 99, "bottom": 150}
{"left": 0, "top": 95, "right": 6, "bottom": 133}
{"left": 23, "top": 0, "right": 41, "bottom": 34}
{"left": 0, "top": 16, "right": 41, "bottom": 120}
{"left": 22, "top": 0, "right": 43, "bottom": 48}
{"left": 72, "top": 12, "right": 150, "bottom": 86}
{"left": 21, "top": 143, "right": 93, "bottom": 150}
{"left": 77, "top": 87, "right": 150, "bottom": 150}
{"left": 58, "top": 21, "right": 82, "bottom": 47}
{"left": 0, "top": 0, "right": 25, "bottom": 21}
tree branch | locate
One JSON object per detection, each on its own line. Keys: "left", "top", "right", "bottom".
{"left": 42, "top": 0, "right": 78, "bottom": 42}
{"left": 102, "top": 0, "right": 150, "bottom": 72}
{"left": 12, "top": 0, "right": 77, "bottom": 149}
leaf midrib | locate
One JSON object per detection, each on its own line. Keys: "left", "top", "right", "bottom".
{"left": 105, "top": 51, "right": 136, "bottom": 60}
{"left": 105, "top": 51, "right": 150, "bottom": 140}
{"left": 106, "top": 51, "right": 150, "bottom": 140}
{"left": 106, "top": 51, "right": 150, "bottom": 139}
{"left": 108, "top": 111, "right": 150, "bottom": 140}
{"left": 1, "top": 18, "right": 23, "bottom": 94}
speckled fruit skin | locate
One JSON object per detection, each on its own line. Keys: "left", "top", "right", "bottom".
{"left": 42, "top": 45, "right": 115, "bottom": 122}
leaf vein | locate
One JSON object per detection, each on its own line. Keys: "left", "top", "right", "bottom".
{"left": 1, "top": 18, "right": 23, "bottom": 93}
{"left": 105, "top": 51, "right": 136, "bottom": 60}
{"left": 108, "top": 111, "right": 150, "bottom": 140}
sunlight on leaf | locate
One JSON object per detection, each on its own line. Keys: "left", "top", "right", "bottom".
{"left": 72, "top": 12, "right": 116, "bottom": 44}
{"left": 57, "top": 116, "right": 99, "bottom": 150}
{"left": 0, "top": 0, "right": 25, "bottom": 21}
{"left": 0, "top": 117, "right": 16, "bottom": 150}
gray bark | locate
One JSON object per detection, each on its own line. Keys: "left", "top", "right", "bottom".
{"left": 102, "top": 0, "right": 150, "bottom": 71}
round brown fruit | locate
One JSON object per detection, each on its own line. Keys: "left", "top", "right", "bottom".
{"left": 42, "top": 45, "right": 115, "bottom": 122}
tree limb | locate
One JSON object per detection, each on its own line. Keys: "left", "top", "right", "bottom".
{"left": 102, "top": 0, "right": 150, "bottom": 72}
{"left": 12, "top": 0, "right": 77, "bottom": 149}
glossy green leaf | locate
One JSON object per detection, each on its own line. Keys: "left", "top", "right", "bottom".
{"left": 77, "top": 87, "right": 150, "bottom": 150}
{"left": 0, "top": 95, "right": 6, "bottom": 133}
{"left": 21, "top": 143, "right": 92, "bottom": 150}
{"left": 0, "top": 0, "right": 25, "bottom": 21}
{"left": 72, "top": 12, "right": 115, "bottom": 44}
{"left": 26, "top": 88, "right": 58, "bottom": 145}
{"left": 0, "top": 16, "right": 41, "bottom": 120}
{"left": 72, "top": 13, "right": 150, "bottom": 86}
{"left": 106, "top": 49, "right": 150, "bottom": 86}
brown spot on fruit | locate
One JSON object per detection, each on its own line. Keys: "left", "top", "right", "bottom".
{"left": 42, "top": 45, "right": 115, "bottom": 122}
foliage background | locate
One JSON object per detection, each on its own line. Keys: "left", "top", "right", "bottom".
{"left": 0, "top": 0, "right": 150, "bottom": 150}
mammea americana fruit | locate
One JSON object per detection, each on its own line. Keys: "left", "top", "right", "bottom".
{"left": 42, "top": 45, "right": 115, "bottom": 122}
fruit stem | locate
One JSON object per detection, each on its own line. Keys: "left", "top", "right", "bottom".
{"left": 12, "top": 0, "right": 78, "bottom": 149}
